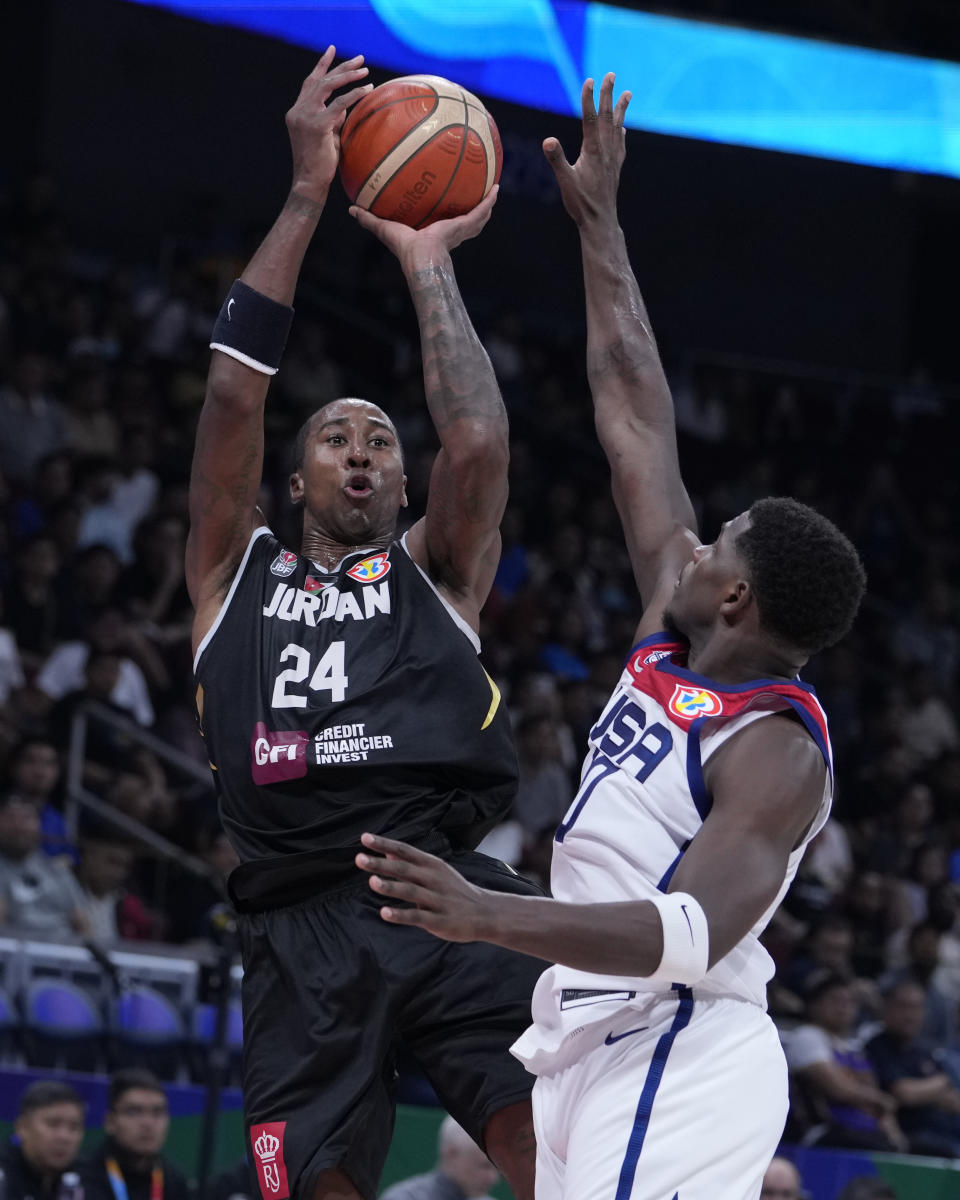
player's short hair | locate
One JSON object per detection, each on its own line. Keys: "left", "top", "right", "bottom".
{"left": 292, "top": 412, "right": 317, "bottom": 473}
{"left": 18, "top": 1080, "right": 85, "bottom": 1116}
{"left": 108, "top": 1068, "right": 166, "bottom": 1110}
{"left": 736, "top": 497, "right": 866, "bottom": 656}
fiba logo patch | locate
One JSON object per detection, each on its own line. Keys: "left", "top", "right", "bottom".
{"left": 643, "top": 649, "right": 673, "bottom": 665}
{"left": 346, "top": 552, "right": 390, "bottom": 582}
{"left": 251, "top": 723, "right": 308, "bottom": 785}
{"left": 270, "top": 550, "right": 298, "bottom": 577}
{"left": 668, "top": 683, "right": 723, "bottom": 720}
{"left": 251, "top": 1122, "right": 290, "bottom": 1199}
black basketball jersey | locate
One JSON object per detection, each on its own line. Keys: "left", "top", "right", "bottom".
{"left": 194, "top": 527, "right": 518, "bottom": 902}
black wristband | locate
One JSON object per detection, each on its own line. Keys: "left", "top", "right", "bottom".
{"left": 209, "top": 280, "right": 295, "bottom": 375}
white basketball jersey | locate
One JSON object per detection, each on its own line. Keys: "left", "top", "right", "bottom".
{"left": 515, "top": 631, "right": 833, "bottom": 1071}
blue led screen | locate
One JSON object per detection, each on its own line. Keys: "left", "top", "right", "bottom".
{"left": 124, "top": 0, "right": 960, "bottom": 179}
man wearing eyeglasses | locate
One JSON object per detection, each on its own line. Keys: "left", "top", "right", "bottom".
{"left": 79, "top": 1070, "right": 193, "bottom": 1200}
{"left": 760, "top": 1156, "right": 807, "bottom": 1200}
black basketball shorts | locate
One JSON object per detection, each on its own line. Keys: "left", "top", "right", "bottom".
{"left": 238, "top": 851, "right": 545, "bottom": 1200}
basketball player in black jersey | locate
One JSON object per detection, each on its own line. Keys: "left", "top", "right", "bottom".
{"left": 186, "top": 51, "right": 540, "bottom": 1200}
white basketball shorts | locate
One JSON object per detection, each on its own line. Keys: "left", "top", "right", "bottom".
{"left": 529, "top": 989, "right": 788, "bottom": 1200}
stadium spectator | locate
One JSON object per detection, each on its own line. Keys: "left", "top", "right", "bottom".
{"left": 3, "top": 534, "right": 62, "bottom": 672}
{"left": 0, "top": 795, "right": 86, "bottom": 938}
{"left": 784, "top": 971, "right": 905, "bottom": 1152}
{"left": 864, "top": 979, "right": 960, "bottom": 1157}
{"left": 880, "top": 921, "right": 957, "bottom": 1050}
{"left": 0, "top": 1081, "right": 86, "bottom": 1200}
{"left": 33, "top": 609, "right": 159, "bottom": 727}
{"left": 379, "top": 1117, "right": 499, "bottom": 1200}
{"left": 72, "top": 830, "right": 158, "bottom": 943}
{"left": 1, "top": 736, "right": 71, "bottom": 859}
{"left": 760, "top": 1156, "right": 806, "bottom": 1200}
{"left": 79, "top": 1070, "right": 193, "bottom": 1200}
{"left": 0, "top": 352, "right": 66, "bottom": 483}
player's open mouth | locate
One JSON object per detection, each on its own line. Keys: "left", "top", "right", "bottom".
{"left": 345, "top": 473, "right": 374, "bottom": 499}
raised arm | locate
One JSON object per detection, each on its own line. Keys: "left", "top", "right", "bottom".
{"left": 544, "top": 75, "right": 697, "bottom": 612}
{"left": 186, "top": 49, "right": 371, "bottom": 649}
{"left": 349, "top": 191, "right": 508, "bottom": 630}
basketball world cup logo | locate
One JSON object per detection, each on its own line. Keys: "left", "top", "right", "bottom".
{"left": 251, "top": 1123, "right": 289, "bottom": 1199}
{"left": 668, "top": 683, "right": 723, "bottom": 720}
{"left": 346, "top": 552, "right": 390, "bottom": 582}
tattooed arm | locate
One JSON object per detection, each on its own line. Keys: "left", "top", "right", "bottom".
{"left": 186, "top": 50, "right": 370, "bottom": 652}
{"left": 350, "top": 189, "right": 507, "bottom": 630}
{"left": 545, "top": 75, "right": 697, "bottom": 614}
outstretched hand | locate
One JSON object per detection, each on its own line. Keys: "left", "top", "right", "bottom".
{"left": 543, "top": 72, "right": 632, "bottom": 227}
{"left": 286, "top": 46, "right": 372, "bottom": 202}
{"left": 356, "top": 833, "right": 496, "bottom": 941}
{"left": 349, "top": 184, "right": 499, "bottom": 268}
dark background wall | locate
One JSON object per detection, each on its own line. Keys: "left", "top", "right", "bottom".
{"left": 3, "top": 0, "right": 958, "bottom": 380}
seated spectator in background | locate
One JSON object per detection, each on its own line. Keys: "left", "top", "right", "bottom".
{"left": 0, "top": 1080, "right": 85, "bottom": 1200}
{"left": 0, "top": 795, "right": 86, "bottom": 938}
{"left": 116, "top": 515, "right": 191, "bottom": 639}
{"left": 379, "top": 1116, "right": 499, "bottom": 1200}
{"left": 10, "top": 450, "right": 75, "bottom": 544}
{"left": 1, "top": 736, "right": 72, "bottom": 859}
{"left": 72, "top": 829, "right": 158, "bottom": 944}
{"left": 864, "top": 979, "right": 960, "bottom": 1157}
{"left": 760, "top": 1156, "right": 806, "bottom": 1200}
{"left": 897, "top": 666, "right": 959, "bottom": 766}
{"left": 0, "top": 351, "right": 66, "bottom": 484}
{"left": 57, "top": 543, "right": 123, "bottom": 640}
{"left": 785, "top": 971, "right": 906, "bottom": 1152}
{"left": 33, "top": 608, "right": 161, "bottom": 726}
{"left": 880, "top": 921, "right": 957, "bottom": 1050}
{"left": 2, "top": 534, "right": 61, "bottom": 673}
{"left": 862, "top": 780, "right": 940, "bottom": 879}
{"left": 841, "top": 869, "right": 904, "bottom": 980}
{"left": 79, "top": 1070, "right": 192, "bottom": 1200}
{"left": 777, "top": 916, "right": 876, "bottom": 1016}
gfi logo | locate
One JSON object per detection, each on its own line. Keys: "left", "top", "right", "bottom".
{"left": 251, "top": 723, "right": 308, "bottom": 785}
{"left": 251, "top": 1122, "right": 289, "bottom": 1199}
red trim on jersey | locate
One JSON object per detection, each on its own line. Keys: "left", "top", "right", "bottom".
{"left": 625, "top": 636, "right": 832, "bottom": 758}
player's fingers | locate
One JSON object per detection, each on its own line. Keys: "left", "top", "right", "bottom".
{"left": 305, "top": 45, "right": 337, "bottom": 85}
{"left": 349, "top": 206, "right": 390, "bottom": 238}
{"left": 368, "top": 874, "right": 439, "bottom": 908}
{"left": 581, "top": 78, "right": 598, "bottom": 131}
{"left": 542, "top": 137, "right": 572, "bottom": 176}
{"left": 360, "top": 832, "right": 432, "bottom": 863}
{"left": 614, "top": 90, "right": 632, "bottom": 128}
{"left": 377, "top": 904, "right": 432, "bottom": 928}
{"left": 330, "top": 81, "right": 374, "bottom": 112}
{"left": 598, "top": 72, "right": 615, "bottom": 117}
{"left": 355, "top": 852, "right": 423, "bottom": 882}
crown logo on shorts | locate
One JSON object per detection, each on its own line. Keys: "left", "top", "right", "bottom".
{"left": 255, "top": 1133, "right": 280, "bottom": 1163}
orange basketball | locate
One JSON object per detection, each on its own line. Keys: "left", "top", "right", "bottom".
{"left": 339, "top": 75, "right": 502, "bottom": 229}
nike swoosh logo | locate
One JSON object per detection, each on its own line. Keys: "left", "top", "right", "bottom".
{"left": 604, "top": 1026, "right": 648, "bottom": 1045}
{"left": 681, "top": 903, "right": 694, "bottom": 942}
{"left": 227, "top": 298, "right": 235, "bottom": 321}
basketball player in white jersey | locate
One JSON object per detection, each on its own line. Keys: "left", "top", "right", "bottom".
{"left": 355, "top": 75, "right": 866, "bottom": 1199}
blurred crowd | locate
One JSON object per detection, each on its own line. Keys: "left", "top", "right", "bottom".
{"left": 1, "top": 169, "right": 960, "bottom": 1161}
